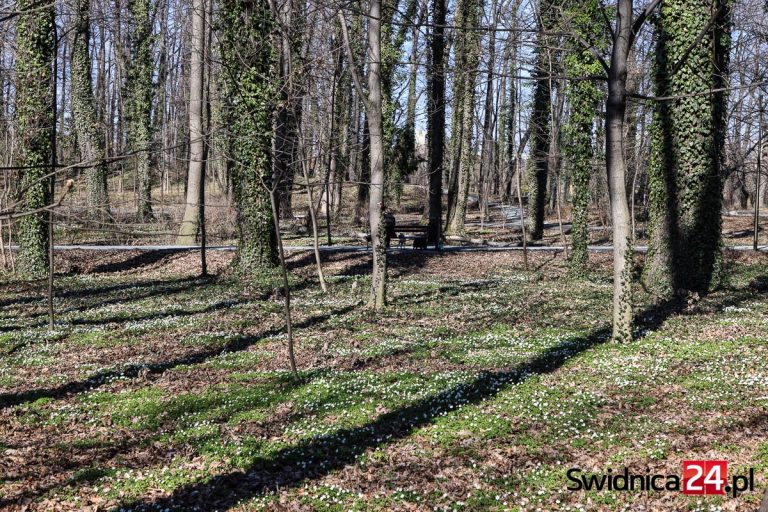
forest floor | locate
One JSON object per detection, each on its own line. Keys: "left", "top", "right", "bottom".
{"left": 1, "top": 249, "right": 768, "bottom": 511}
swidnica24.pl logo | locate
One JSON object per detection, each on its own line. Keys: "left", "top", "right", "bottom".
{"left": 567, "top": 461, "right": 756, "bottom": 498}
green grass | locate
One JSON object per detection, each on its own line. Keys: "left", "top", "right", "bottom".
{"left": 0, "top": 252, "right": 766, "bottom": 511}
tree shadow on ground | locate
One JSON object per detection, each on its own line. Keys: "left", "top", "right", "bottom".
{"left": 0, "top": 303, "right": 358, "bottom": 409}
{"left": 0, "top": 275, "right": 202, "bottom": 311}
{"left": 284, "top": 250, "right": 370, "bottom": 274}
{"left": 115, "top": 275, "right": 768, "bottom": 511}
{"left": 118, "top": 327, "right": 609, "bottom": 511}
{"left": 336, "top": 251, "right": 434, "bottom": 280}
{"left": 0, "top": 276, "right": 225, "bottom": 338}
{"left": 87, "top": 250, "right": 179, "bottom": 274}
{"left": 0, "top": 370, "right": 334, "bottom": 509}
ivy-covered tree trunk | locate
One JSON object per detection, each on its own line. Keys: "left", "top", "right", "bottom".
{"left": 71, "top": 0, "right": 110, "bottom": 221}
{"left": 645, "top": 0, "right": 732, "bottom": 297}
{"left": 15, "top": 0, "right": 55, "bottom": 278}
{"left": 445, "top": 0, "right": 482, "bottom": 235}
{"left": 380, "top": 0, "right": 416, "bottom": 205}
{"left": 220, "top": 0, "right": 278, "bottom": 275}
{"left": 526, "top": 0, "right": 556, "bottom": 240}
{"left": 127, "top": 0, "right": 154, "bottom": 222}
{"left": 478, "top": 0, "right": 499, "bottom": 222}
{"left": 563, "top": 0, "right": 604, "bottom": 274}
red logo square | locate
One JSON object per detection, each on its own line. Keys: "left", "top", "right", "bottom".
{"left": 683, "top": 460, "right": 728, "bottom": 495}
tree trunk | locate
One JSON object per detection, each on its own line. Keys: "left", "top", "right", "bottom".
{"left": 606, "top": 0, "right": 635, "bottom": 342}
{"left": 127, "top": 0, "right": 154, "bottom": 222}
{"left": 356, "top": 116, "right": 370, "bottom": 225}
{"left": 273, "top": 0, "right": 304, "bottom": 221}
{"left": 645, "top": 0, "right": 732, "bottom": 296}
{"left": 527, "top": 0, "right": 555, "bottom": 240}
{"left": 176, "top": 0, "right": 206, "bottom": 245}
{"left": 367, "top": 0, "right": 387, "bottom": 310}
{"left": 563, "top": 0, "right": 603, "bottom": 274}
{"left": 220, "top": 0, "right": 278, "bottom": 275}
{"left": 446, "top": 0, "right": 482, "bottom": 235}
{"left": 426, "top": 0, "right": 446, "bottom": 246}
{"left": 15, "top": 0, "right": 55, "bottom": 279}
{"left": 478, "top": 0, "right": 498, "bottom": 222}
{"left": 71, "top": 0, "right": 110, "bottom": 222}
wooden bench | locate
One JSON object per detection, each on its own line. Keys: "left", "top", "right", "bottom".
{"left": 392, "top": 224, "right": 429, "bottom": 249}
{"left": 356, "top": 223, "right": 431, "bottom": 249}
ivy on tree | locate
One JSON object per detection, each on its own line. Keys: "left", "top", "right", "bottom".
{"left": 219, "top": 0, "right": 278, "bottom": 276}
{"left": 15, "top": 0, "right": 55, "bottom": 279}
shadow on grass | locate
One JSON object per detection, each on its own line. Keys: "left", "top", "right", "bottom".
{"left": 116, "top": 280, "right": 768, "bottom": 511}
{"left": 118, "top": 325, "right": 610, "bottom": 511}
{"left": 0, "top": 303, "right": 357, "bottom": 409}
{"left": 87, "top": 251, "right": 179, "bottom": 273}
{"left": 0, "top": 370, "right": 332, "bottom": 509}
{"left": 0, "top": 275, "right": 202, "bottom": 311}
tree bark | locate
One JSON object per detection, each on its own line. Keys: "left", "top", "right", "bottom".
{"left": 645, "top": 0, "right": 732, "bottom": 296}
{"left": 527, "top": 0, "right": 555, "bottom": 240}
{"left": 127, "top": 0, "right": 154, "bottom": 222}
{"left": 220, "top": 0, "right": 278, "bottom": 275}
{"left": 478, "top": 0, "right": 498, "bottom": 222}
{"left": 426, "top": 0, "right": 446, "bottom": 246}
{"left": 605, "top": 0, "right": 636, "bottom": 342}
{"left": 445, "top": 0, "right": 482, "bottom": 235}
{"left": 176, "top": 0, "right": 206, "bottom": 245}
{"left": 563, "top": 0, "right": 603, "bottom": 274}
{"left": 15, "top": 0, "right": 55, "bottom": 278}
{"left": 71, "top": 0, "right": 110, "bottom": 222}
{"left": 366, "top": 0, "right": 387, "bottom": 309}
{"left": 273, "top": 0, "right": 304, "bottom": 220}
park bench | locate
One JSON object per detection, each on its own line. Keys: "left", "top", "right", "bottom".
{"left": 355, "top": 222, "right": 431, "bottom": 249}
{"left": 392, "top": 224, "right": 429, "bottom": 249}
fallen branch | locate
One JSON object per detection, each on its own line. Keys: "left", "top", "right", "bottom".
{"left": 0, "top": 179, "right": 74, "bottom": 221}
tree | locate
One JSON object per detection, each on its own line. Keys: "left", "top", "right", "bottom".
{"left": 176, "top": 0, "right": 206, "bottom": 245}
{"left": 126, "top": 0, "right": 154, "bottom": 222}
{"left": 526, "top": 0, "right": 557, "bottom": 240}
{"left": 478, "top": 0, "right": 499, "bottom": 222}
{"left": 15, "top": 0, "right": 56, "bottom": 278}
{"left": 445, "top": 0, "right": 482, "bottom": 235}
{"left": 71, "top": 0, "right": 110, "bottom": 222}
{"left": 562, "top": 0, "right": 605, "bottom": 274}
{"left": 645, "top": 0, "right": 733, "bottom": 297}
{"left": 365, "top": 0, "right": 387, "bottom": 309}
{"left": 220, "top": 0, "right": 278, "bottom": 275}
{"left": 604, "top": 0, "right": 661, "bottom": 342}
{"left": 426, "top": 0, "right": 446, "bottom": 246}
{"left": 381, "top": 0, "right": 416, "bottom": 204}
{"left": 273, "top": 0, "right": 304, "bottom": 220}
{"left": 340, "top": 0, "right": 387, "bottom": 309}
